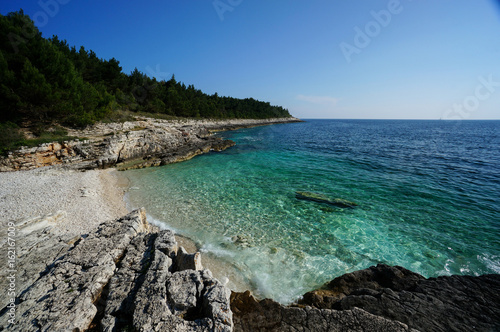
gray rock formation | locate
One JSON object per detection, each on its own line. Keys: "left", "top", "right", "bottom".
{"left": 0, "top": 209, "right": 232, "bottom": 331}
{"left": 300, "top": 264, "right": 500, "bottom": 332}
{"left": 231, "top": 291, "right": 417, "bottom": 332}
{"left": 231, "top": 264, "right": 500, "bottom": 332}
{"left": 0, "top": 211, "right": 77, "bottom": 313}
{"left": 2, "top": 207, "right": 497, "bottom": 331}
{"left": 0, "top": 117, "right": 301, "bottom": 172}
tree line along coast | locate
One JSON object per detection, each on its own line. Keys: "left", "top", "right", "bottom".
{"left": 0, "top": 10, "right": 292, "bottom": 155}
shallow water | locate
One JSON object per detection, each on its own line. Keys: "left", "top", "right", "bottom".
{"left": 123, "top": 119, "right": 500, "bottom": 303}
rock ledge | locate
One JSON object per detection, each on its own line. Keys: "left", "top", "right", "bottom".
{"left": 1, "top": 210, "right": 498, "bottom": 332}
{"left": 0, "top": 117, "right": 302, "bottom": 172}
{"left": 0, "top": 209, "right": 232, "bottom": 331}
{"left": 231, "top": 264, "right": 500, "bottom": 332}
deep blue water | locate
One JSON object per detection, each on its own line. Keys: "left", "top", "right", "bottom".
{"left": 123, "top": 120, "right": 500, "bottom": 303}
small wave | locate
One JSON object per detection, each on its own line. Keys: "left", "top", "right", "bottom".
{"left": 437, "top": 259, "right": 455, "bottom": 276}
{"left": 200, "top": 243, "right": 236, "bottom": 258}
{"left": 479, "top": 254, "right": 500, "bottom": 274}
{"left": 146, "top": 214, "right": 178, "bottom": 233}
{"left": 252, "top": 272, "right": 272, "bottom": 299}
{"left": 240, "top": 136, "right": 262, "bottom": 142}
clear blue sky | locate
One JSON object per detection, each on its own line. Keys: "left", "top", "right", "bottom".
{"left": 1, "top": 0, "right": 499, "bottom": 119}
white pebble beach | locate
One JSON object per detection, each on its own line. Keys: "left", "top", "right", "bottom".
{"left": 0, "top": 166, "right": 251, "bottom": 292}
{"left": 0, "top": 167, "right": 129, "bottom": 236}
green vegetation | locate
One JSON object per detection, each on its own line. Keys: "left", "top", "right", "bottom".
{"left": 0, "top": 122, "right": 24, "bottom": 155}
{"left": 0, "top": 122, "right": 77, "bottom": 155}
{"left": 0, "top": 10, "right": 291, "bottom": 153}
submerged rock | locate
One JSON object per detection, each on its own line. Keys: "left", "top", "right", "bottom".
{"left": 231, "top": 235, "right": 252, "bottom": 248}
{"left": 295, "top": 191, "right": 358, "bottom": 208}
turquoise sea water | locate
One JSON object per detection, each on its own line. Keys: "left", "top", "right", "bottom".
{"left": 123, "top": 120, "right": 500, "bottom": 303}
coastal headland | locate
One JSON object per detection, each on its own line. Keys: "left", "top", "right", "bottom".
{"left": 0, "top": 117, "right": 303, "bottom": 172}
{"left": 0, "top": 118, "right": 499, "bottom": 331}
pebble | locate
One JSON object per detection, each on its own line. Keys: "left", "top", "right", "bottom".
{"left": 0, "top": 166, "right": 128, "bottom": 236}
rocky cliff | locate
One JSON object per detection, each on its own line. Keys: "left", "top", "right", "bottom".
{"left": 1, "top": 209, "right": 499, "bottom": 331}
{"left": 231, "top": 264, "right": 500, "bottom": 332}
{"left": 0, "top": 117, "right": 302, "bottom": 172}
{"left": 0, "top": 209, "right": 232, "bottom": 331}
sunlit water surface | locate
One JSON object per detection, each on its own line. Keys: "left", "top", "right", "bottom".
{"left": 123, "top": 120, "right": 500, "bottom": 303}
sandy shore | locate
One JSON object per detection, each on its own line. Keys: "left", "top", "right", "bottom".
{"left": 0, "top": 167, "right": 129, "bottom": 236}
{"left": 0, "top": 165, "right": 251, "bottom": 292}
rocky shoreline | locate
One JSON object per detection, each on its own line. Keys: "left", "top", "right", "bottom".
{"left": 231, "top": 265, "right": 500, "bottom": 331}
{"left": 1, "top": 208, "right": 499, "bottom": 331}
{"left": 1, "top": 117, "right": 499, "bottom": 331}
{"left": 0, "top": 209, "right": 233, "bottom": 331}
{"left": 0, "top": 117, "right": 302, "bottom": 172}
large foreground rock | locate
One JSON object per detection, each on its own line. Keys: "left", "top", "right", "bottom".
{"left": 231, "top": 264, "right": 500, "bottom": 332}
{"left": 300, "top": 264, "right": 500, "bottom": 331}
{"left": 231, "top": 291, "right": 417, "bottom": 332}
{"left": 1, "top": 208, "right": 498, "bottom": 331}
{"left": 0, "top": 209, "right": 232, "bottom": 331}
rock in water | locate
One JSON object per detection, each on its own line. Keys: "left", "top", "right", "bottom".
{"left": 295, "top": 191, "right": 358, "bottom": 208}
{"left": 232, "top": 265, "right": 500, "bottom": 332}
{"left": 231, "top": 290, "right": 415, "bottom": 332}
{"left": 300, "top": 264, "right": 500, "bottom": 332}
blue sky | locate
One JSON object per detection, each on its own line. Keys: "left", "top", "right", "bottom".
{"left": 1, "top": 0, "right": 499, "bottom": 119}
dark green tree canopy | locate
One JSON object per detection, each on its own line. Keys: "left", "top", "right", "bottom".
{"left": 0, "top": 10, "right": 291, "bottom": 128}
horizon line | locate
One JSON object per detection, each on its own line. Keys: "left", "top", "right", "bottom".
{"left": 296, "top": 118, "right": 500, "bottom": 121}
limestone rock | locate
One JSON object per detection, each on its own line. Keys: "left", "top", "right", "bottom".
{"left": 0, "top": 209, "right": 149, "bottom": 331}
{"left": 0, "top": 117, "right": 301, "bottom": 172}
{"left": 301, "top": 264, "right": 425, "bottom": 308}
{"left": 0, "top": 211, "right": 77, "bottom": 310}
{"left": 176, "top": 246, "right": 204, "bottom": 271}
{"left": 231, "top": 290, "right": 416, "bottom": 332}
{"left": 300, "top": 264, "right": 500, "bottom": 332}
{"left": 0, "top": 209, "right": 233, "bottom": 332}
{"left": 100, "top": 232, "right": 157, "bottom": 331}
{"left": 131, "top": 229, "right": 232, "bottom": 332}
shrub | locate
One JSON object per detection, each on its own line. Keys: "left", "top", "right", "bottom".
{"left": 0, "top": 122, "right": 24, "bottom": 155}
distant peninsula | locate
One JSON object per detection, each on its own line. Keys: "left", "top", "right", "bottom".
{"left": 0, "top": 10, "right": 292, "bottom": 155}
